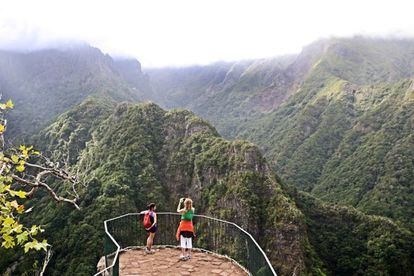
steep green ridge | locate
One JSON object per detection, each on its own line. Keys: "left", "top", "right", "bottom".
{"left": 2, "top": 99, "right": 309, "bottom": 275}
{"left": 292, "top": 190, "right": 414, "bottom": 275}
{"left": 1, "top": 38, "right": 414, "bottom": 275}
{"left": 147, "top": 37, "right": 414, "bottom": 229}
{"left": 146, "top": 39, "right": 335, "bottom": 137}
{"left": 235, "top": 42, "right": 414, "bottom": 229}
{"left": 3, "top": 98, "right": 414, "bottom": 275}
{"left": 318, "top": 37, "right": 414, "bottom": 84}
{"left": 0, "top": 45, "right": 151, "bottom": 137}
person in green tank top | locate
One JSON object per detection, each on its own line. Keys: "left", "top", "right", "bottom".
{"left": 176, "top": 197, "right": 195, "bottom": 260}
{"left": 181, "top": 207, "right": 194, "bottom": 221}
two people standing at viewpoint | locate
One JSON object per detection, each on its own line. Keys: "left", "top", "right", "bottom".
{"left": 141, "top": 197, "right": 195, "bottom": 260}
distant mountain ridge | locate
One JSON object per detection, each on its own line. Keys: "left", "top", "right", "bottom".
{"left": 2, "top": 38, "right": 413, "bottom": 228}
{"left": 0, "top": 45, "right": 152, "bottom": 137}
{"left": 146, "top": 36, "right": 414, "bottom": 230}
{"left": 0, "top": 38, "right": 413, "bottom": 275}
{"left": 147, "top": 37, "right": 414, "bottom": 132}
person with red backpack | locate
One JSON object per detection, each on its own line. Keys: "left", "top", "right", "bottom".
{"left": 141, "top": 203, "right": 157, "bottom": 254}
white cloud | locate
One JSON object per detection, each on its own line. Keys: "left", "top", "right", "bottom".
{"left": 0, "top": 0, "right": 413, "bottom": 67}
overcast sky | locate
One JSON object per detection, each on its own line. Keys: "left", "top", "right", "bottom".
{"left": 0, "top": 0, "right": 413, "bottom": 67}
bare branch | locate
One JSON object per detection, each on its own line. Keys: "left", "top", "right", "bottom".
{"left": 0, "top": 161, "right": 7, "bottom": 175}
{"left": 38, "top": 248, "right": 53, "bottom": 276}
{"left": 11, "top": 174, "right": 80, "bottom": 210}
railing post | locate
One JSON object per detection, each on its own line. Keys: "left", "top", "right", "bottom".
{"left": 113, "top": 255, "right": 119, "bottom": 276}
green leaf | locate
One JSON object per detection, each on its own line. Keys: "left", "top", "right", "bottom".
{"left": 11, "top": 154, "right": 19, "bottom": 164}
{"left": 34, "top": 239, "right": 48, "bottom": 251}
{"left": 5, "top": 100, "right": 14, "bottom": 108}
{"left": 23, "top": 239, "right": 48, "bottom": 253}
{"left": 30, "top": 225, "right": 40, "bottom": 235}
{"left": 12, "top": 223, "right": 23, "bottom": 234}
{"left": 3, "top": 217, "right": 15, "bottom": 227}
{"left": 9, "top": 190, "right": 26, "bottom": 199}
{"left": 2, "top": 234, "right": 15, "bottom": 248}
{"left": 9, "top": 200, "right": 19, "bottom": 208}
{"left": 16, "top": 232, "right": 29, "bottom": 245}
{"left": 11, "top": 155, "right": 19, "bottom": 164}
{"left": 24, "top": 241, "right": 35, "bottom": 253}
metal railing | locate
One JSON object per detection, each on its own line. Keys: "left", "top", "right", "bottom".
{"left": 95, "top": 212, "right": 276, "bottom": 276}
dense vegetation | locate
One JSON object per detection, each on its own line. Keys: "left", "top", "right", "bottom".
{"left": 2, "top": 37, "right": 414, "bottom": 275}
{"left": 148, "top": 37, "right": 414, "bottom": 230}
{"left": 2, "top": 100, "right": 309, "bottom": 275}
{"left": 292, "top": 190, "right": 414, "bottom": 275}
{"left": 2, "top": 98, "right": 413, "bottom": 275}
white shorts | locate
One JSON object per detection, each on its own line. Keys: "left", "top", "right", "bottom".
{"left": 180, "top": 235, "right": 192, "bottom": 249}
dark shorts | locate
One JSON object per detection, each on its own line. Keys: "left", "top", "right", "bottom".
{"left": 146, "top": 224, "right": 157, "bottom": 233}
{"left": 180, "top": 231, "right": 194, "bottom": 238}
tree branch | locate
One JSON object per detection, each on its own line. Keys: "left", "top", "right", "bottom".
{"left": 38, "top": 248, "right": 53, "bottom": 276}
{"left": 11, "top": 174, "right": 80, "bottom": 210}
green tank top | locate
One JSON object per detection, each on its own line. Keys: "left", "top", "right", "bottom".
{"left": 181, "top": 209, "right": 194, "bottom": 221}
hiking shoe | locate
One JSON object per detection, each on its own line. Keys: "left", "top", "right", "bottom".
{"left": 179, "top": 255, "right": 187, "bottom": 261}
{"left": 145, "top": 248, "right": 154, "bottom": 254}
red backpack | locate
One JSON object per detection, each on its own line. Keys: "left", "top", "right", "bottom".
{"left": 143, "top": 212, "right": 152, "bottom": 228}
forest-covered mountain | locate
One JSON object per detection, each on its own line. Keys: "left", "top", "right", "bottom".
{"left": 147, "top": 37, "right": 414, "bottom": 230}
{"left": 0, "top": 45, "right": 152, "bottom": 137}
{"left": 2, "top": 98, "right": 413, "bottom": 275}
{"left": 1, "top": 38, "right": 414, "bottom": 275}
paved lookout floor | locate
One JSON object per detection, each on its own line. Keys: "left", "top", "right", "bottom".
{"left": 119, "top": 247, "right": 248, "bottom": 276}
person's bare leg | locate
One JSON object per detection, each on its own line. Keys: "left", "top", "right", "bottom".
{"left": 146, "top": 235, "right": 150, "bottom": 250}
{"left": 147, "top": 233, "right": 155, "bottom": 252}
{"left": 145, "top": 234, "right": 150, "bottom": 253}
{"left": 147, "top": 233, "right": 155, "bottom": 250}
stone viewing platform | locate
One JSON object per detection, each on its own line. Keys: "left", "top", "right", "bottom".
{"left": 96, "top": 213, "right": 276, "bottom": 275}
{"left": 119, "top": 247, "right": 248, "bottom": 276}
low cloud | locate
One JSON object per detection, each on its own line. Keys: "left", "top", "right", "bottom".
{"left": 1, "top": 0, "right": 414, "bottom": 67}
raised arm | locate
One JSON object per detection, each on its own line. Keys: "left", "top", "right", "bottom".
{"left": 177, "top": 198, "right": 186, "bottom": 214}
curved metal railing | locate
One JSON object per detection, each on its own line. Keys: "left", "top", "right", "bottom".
{"left": 95, "top": 212, "right": 276, "bottom": 276}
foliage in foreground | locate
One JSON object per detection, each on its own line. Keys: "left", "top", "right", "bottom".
{"left": 0, "top": 99, "right": 79, "bottom": 274}
{"left": 0, "top": 100, "right": 47, "bottom": 254}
